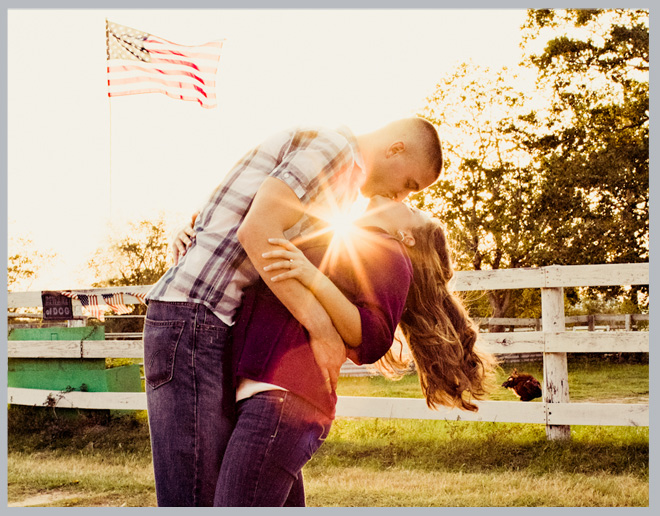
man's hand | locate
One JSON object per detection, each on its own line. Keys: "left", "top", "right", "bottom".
{"left": 309, "top": 330, "right": 347, "bottom": 393}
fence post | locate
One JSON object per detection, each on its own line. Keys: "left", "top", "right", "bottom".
{"left": 541, "top": 285, "right": 571, "bottom": 440}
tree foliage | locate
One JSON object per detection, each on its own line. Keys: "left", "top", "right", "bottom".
{"left": 7, "top": 238, "right": 55, "bottom": 292}
{"left": 520, "top": 8, "right": 649, "bottom": 266}
{"left": 88, "top": 218, "right": 171, "bottom": 288}
{"left": 416, "top": 64, "right": 544, "bottom": 319}
{"left": 416, "top": 9, "right": 648, "bottom": 318}
{"left": 417, "top": 64, "right": 546, "bottom": 270}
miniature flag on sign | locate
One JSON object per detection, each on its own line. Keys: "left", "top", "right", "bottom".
{"left": 77, "top": 294, "right": 106, "bottom": 321}
{"left": 127, "top": 292, "right": 148, "bottom": 305}
{"left": 106, "top": 20, "right": 224, "bottom": 109}
{"left": 102, "top": 293, "right": 133, "bottom": 315}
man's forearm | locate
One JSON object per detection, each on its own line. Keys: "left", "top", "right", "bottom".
{"left": 237, "top": 173, "right": 346, "bottom": 391}
{"left": 237, "top": 176, "right": 347, "bottom": 388}
{"left": 240, "top": 222, "right": 337, "bottom": 335}
{"left": 240, "top": 220, "right": 347, "bottom": 390}
{"left": 237, "top": 177, "right": 342, "bottom": 336}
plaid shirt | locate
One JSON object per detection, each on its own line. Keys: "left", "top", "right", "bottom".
{"left": 147, "top": 126, "right": 365, "bottom": 325}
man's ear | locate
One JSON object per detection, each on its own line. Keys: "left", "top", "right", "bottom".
{"left": 386, "top": 141, "right": 405, "bottom": 158}
{"left": 397, "top": 230, "right": 416, "bottom": 247}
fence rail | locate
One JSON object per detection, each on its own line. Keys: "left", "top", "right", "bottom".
{"left": 7, "top": 262, "right": 649, "bottom": 439}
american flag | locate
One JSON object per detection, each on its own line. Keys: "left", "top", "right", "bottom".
{"left": 102, "top": 293, "right": 133, "bottom": 315}
{"left": 106, "top": 20, "right": 224, "bottom": 109}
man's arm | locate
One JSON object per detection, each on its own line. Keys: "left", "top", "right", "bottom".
{"left": 264, "top": 234, "right": 412, "bottom": 366}
{"left": 262, "top": 237, "right": 362, "bottom": 347}
{"left": 237, "top": 177, "right": 347, "bottom": 390}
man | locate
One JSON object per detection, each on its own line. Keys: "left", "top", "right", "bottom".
{"left": 143, "top": 117, "right": 442, "bottom": 506}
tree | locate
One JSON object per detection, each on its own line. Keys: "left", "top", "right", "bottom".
{"left": 416, "top": 63, "right": 546, "bottom": 323}
{"left": 88, "top": 218, "right": 171, "bottom": 288}
{"left": 519, "top": 9, "right": 649, "bottom": 311}
{"left": 7, "top": 237, "right": 55, "bottom": 292}
{"left": 87, "top": 217, "right": 171, "bottom": 332}
{"left": 520, "top": 9, "right": 649, "bottom": 267}
{"left": 416, "top": 9, "right": 649, "bottom": 320}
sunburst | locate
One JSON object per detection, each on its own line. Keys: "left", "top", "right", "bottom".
{"left": 327, "top": 193, "right": 370, "bottom": 242}
{"left": 285, "top": 191, "right": 395, "bottom": 305}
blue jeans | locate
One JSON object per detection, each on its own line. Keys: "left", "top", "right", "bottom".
{"left": 214, "top": 390, "right": 332, "bottom": 506}
{"left": 143, "top": 300, "right": 235, "bottom": 507}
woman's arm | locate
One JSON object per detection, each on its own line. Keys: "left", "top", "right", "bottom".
{"left": 263, "top": 238, "right": 362, "bottom": 348}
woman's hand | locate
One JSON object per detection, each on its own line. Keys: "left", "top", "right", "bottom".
{"left": 264, "top": 238, "right": 363, "bottom": 349}
{"left": 171, "top": 218, "right": 197, "bottom": 266}
{"left": 262, "top": 238, "right": 323, "bottom": 290}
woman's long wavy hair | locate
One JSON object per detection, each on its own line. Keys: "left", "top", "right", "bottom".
{"left": 375, "top": 218, "right": 497, "bottom": 412}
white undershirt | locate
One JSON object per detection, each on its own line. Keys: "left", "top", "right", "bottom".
{"left": 235, "top": 377, "right": 288, "bottom": 402}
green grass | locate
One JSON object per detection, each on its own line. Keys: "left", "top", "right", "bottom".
{"left": 338, "top": 357, "right": 649, "bottom": 403}
{"left": 304, "top": 468, "right": 648, "bottom": 507}
{"left": 312, "top": 419, "right": 648, "bottom": 477}
{"left": 7, "top": 359, "right": 649, "bottom": 507}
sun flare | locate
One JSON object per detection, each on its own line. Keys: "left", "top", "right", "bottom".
{"left": 327, "top": 194, "right": 370, "bottom": 241}
{"left": 329, "top": 211, "right": 358, "bottom": 240}
{"left": 298, "top": 192, "right": 387, "bottom": 305}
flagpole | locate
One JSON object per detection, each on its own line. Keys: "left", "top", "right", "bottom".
{"left": 108, "top": 97, "right": 112, "bottom": 219}
{"left": 106, "top": 18, "right": 112, "bottom": 220}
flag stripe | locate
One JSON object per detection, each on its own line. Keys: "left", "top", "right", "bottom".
{"left": 107, "top": 80, "right": 215, "bottom": 98}
{"left": 107, "top": 77, "right": 217, "bottom": 108}
{"left": 147, "top": 45, "right": 223, "bottom": 62}
{"left": 146, "top": 36, "right": 221, "bottom": 74}
{"left": 107, "top": 64, "right": 216, "bottom": 87}
{"left": 129, "top": 292, "right": 148, "bottom": 305}
{"left": 77, "top": 294, "right": 106, "bottom": 320}
{"left": 149, "top": 57, "right": 218, "bottom": 74}
{"left": 102, "top": 293, "right": 133, "bottom": 314}
{"left": 108, "top": 88, "right": 217, "bottom": 108}
{"left": 108, "top": 75, "right": 216, "bottom": 99}
{"left": 146, "top": 33, "right": 224, "bottom": 51}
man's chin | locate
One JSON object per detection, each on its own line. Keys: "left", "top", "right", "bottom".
{"left": 358, "top": 186, "right": 372, "bottom": 198}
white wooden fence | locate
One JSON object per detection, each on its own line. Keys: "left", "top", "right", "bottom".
{"left": 7, "top": 263, "right": 649, "bottom": 440}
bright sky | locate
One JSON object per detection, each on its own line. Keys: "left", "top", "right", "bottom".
{"left": 7, "top": 8, "right": 529, "bottom": 290}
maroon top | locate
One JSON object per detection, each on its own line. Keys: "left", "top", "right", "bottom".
{"left": 232, "top": 227, "right": 413, "bottom": 419}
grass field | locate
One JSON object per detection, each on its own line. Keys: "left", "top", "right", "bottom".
{"left": 7, "top": 359, "right": 649, "bottom": 507}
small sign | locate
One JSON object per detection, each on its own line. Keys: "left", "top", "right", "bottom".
{"left": 41, "top": 291, "right": 74, "bottom": 320}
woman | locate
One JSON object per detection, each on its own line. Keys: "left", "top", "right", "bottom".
{"left": 206, "top": 195, "right": 496, "bottom": 506}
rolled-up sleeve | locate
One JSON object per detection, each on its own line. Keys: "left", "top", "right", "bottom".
{"left": 350, "top": 245, "right": 413, "bottom": 365}
{"left": 269, "top": 128, "right": 355, "bottom": 204}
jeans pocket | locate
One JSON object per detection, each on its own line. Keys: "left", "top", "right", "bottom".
{"left": 143, "top": 318, "right": 185, "bottom": 389}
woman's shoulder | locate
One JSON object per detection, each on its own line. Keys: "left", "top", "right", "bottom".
{"left": 358, "top": 227, "right": 412, "bottom": 270}
{"left": 326, "top": 227, "right": 413, "bottom": 288}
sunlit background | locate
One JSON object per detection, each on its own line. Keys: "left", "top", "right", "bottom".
{"left": 8, "top": 9, "right": 530, "bottom": 289}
